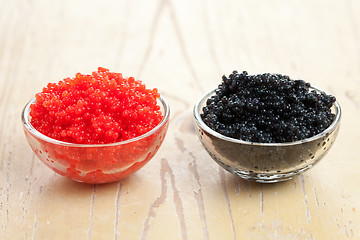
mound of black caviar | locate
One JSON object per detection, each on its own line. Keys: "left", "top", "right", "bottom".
{"left": 201, "top": 71, "right": 336, "bottom": 143}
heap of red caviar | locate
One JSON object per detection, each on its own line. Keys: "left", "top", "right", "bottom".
{"left": 30, "top": 67, "right": 163, "bottom": 144}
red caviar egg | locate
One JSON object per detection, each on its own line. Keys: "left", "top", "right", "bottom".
{"left": 30, "top": 67, "right": 163, "bottom": 144}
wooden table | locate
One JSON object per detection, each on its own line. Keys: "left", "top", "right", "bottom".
{"left": 1, "top": 0, "right": 359, "bottom": 239}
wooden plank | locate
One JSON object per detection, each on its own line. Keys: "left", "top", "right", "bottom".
{"left": 0, "top": 0, "right": 359, "bottom": 239}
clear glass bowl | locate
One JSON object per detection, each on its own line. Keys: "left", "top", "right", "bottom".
{"left": 193, "top": 88, "right": 341, "bottom": 183}
{"left": 22, "top": 96, "right": 170, "bottom": 184}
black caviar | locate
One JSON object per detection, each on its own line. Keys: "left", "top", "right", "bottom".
{"left": 201, "top": 71, "right": 336, "bottom": 143}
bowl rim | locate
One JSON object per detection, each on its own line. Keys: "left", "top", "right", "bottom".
{"left": 193, "top": 86, "right": 341, "bottom": 146}
{"left": 22, "top": 95, "right": 170, "bottom": 147}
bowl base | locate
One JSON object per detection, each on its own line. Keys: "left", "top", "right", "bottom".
{"left": 215, "top": 160, "right": 311, "bottom": 183}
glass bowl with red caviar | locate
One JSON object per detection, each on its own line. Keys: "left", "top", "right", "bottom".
{"left": 21, "top": 68, "right": 170, "bottom": 184}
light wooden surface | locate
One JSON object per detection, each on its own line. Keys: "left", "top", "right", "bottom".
{"left": 1, "top": 0, "right": 359, "bottom": 239}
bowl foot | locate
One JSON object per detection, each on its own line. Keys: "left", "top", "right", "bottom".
{"left": 215, "top": 160, "right": 304, "bottom": 183}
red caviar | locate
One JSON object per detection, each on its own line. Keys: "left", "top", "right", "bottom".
{"left": 30, "top": 67, "right": 163, "bottom": 144}
{"left": 24, "top": 68, "right": 169, "bottom": 183}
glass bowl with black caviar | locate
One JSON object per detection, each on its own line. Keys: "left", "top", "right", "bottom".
{"left": 22, "top": 96, "right": 170, "bottom": 184}
{"left": 193, "top": 71, "right": 341, "bottom": 183}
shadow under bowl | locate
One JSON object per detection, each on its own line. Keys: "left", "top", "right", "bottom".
{"left": 193, "top": 88, "right": 341, "bottom": 183}
{"left": 22, "top": 96, "right": 170, "bottom": 184}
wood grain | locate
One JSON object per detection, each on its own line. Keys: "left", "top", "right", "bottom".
{"left": 0, "top": 0, "right": 359, "bottom": 239}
